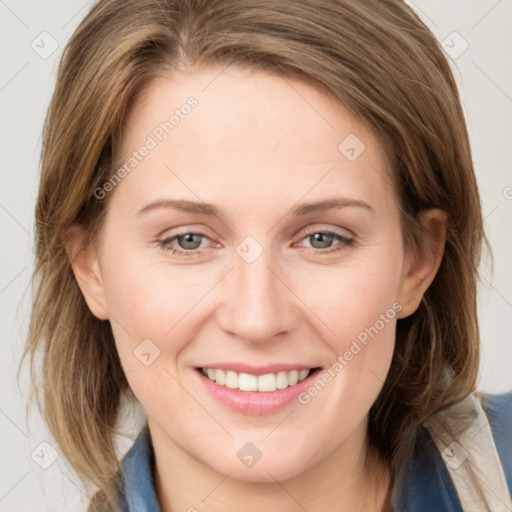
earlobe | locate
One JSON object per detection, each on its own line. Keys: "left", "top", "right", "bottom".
{"left": 396, "top": 209, "right": 448, "bottom": 319}
{"left": 64, "top": 226, "right": 110, "bottom": 321}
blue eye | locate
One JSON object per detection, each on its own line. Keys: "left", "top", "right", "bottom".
{"left": 157, "top": 232, "right": 209, "bottom": 255}
{"left": 297, "top": 231, "right": 355, "bottom": 254}
{"left": 156, "top": 229, "right": 354, "bottom": 257}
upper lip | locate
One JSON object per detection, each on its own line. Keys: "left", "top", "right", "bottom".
{"left": 196, "top": 363, "right": 322, "bottom": 376}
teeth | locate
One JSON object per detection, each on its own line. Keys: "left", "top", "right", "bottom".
{"left": 239, "top": 372, "right": 258, "bottom": 391}
{"left": 215, "top": 369, "right": 226, "bottom": 385}
{"left": 201, "top": 367, "right": 313, "bottom": 392}
{"left": 276, "top": 371, "right": 288, "bottom": 389}
{"left": 225, "top": 370, "right": 239, "bottom": 389}
{"left": 299, "top": 369, "right": 309, "bottom": 381}
{"left": 258, "top": 373, "right": 276, "bottom": 392}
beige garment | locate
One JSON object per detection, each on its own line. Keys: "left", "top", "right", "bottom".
{"left": 425, "top": 393, "right": 512, "bottom": 512}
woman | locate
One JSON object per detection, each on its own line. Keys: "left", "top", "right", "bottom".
{"left": 20, "top": 0, "right": 512, "bottom": 511}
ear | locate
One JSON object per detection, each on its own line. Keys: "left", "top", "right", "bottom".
{"left": 396, "top": 209, "right": 448, "bottom": 319}
{"left": 64, "top": 226, "right": 110, "bottom": 320}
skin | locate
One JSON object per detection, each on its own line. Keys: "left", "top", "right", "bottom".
{"left": 69, "top": 66, "right": 447, "bottom": 511}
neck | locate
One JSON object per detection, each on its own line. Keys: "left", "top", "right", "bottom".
{"left": 148, "top": 417, "right": 391, "bottom": 512}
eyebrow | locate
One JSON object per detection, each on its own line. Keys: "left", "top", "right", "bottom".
{"left": 136, "top": 197, "right": 375, "bottom": 217}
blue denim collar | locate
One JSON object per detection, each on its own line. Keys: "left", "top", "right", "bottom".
{"left": 394, "top": 425, "right": 462, "bottom": 511}
{"left": 117, "top": 424, "right": 161, "bottom": 512}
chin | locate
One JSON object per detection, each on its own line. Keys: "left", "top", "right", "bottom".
{"left": 212, "top": 458, "right": 309, "bottom": 483}
{"left": 192, "top": 437, "right": 320, "bottom": 483}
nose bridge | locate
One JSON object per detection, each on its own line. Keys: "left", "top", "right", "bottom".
{"left": 218, "top": 239, "right": 297, "bottom": 344}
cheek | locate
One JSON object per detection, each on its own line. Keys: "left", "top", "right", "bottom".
{"left": 295, "top": 247, "right": 403, "bottom": 409}
{"left": 100, "top": 260, "right": 200, "bottom": 412}
{"left": 99, "top": 222, "right": 203, "bottom": 326}
{"left": 301, "top": 255, "right": 402, "bottom": 344}
{"left": 104, "top": 265, "right": 197, "bottom": 343}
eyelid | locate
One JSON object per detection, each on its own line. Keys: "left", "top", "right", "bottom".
{"left": 294, "top": 223, "right": 356, "bottom": 241}
{"left": 155, "top": 223, "right": 215, "bottom": 239}
{"left": 157, "top": 230, "right": 218, "bottom": 250}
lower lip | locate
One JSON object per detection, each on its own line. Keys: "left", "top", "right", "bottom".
{"left": 195, "top": 368, "right": 321, "bottom": 415}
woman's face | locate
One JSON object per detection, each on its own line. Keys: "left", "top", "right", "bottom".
{"left": 79, "top": 66, "right": 429, "bottom": 481}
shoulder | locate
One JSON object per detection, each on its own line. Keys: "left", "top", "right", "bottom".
{"left": 480, "top": 391, "right": 512, "bottom": 491}
{"left": 395, "top": 390, "right": 512, "bottom": 511}
{"left": 480, "top": 390, "right": 512, "bottom": 433}
{"left": 394, "top": 423, "right": 462, "bottom": 511}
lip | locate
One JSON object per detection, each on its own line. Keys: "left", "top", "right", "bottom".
{"left": 194, "top": 366, "right": 322, "bottom": 415}
{"left": 195, "top": 362, "right": 318, "bottom": 376}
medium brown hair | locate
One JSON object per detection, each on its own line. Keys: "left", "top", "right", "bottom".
{"left": 20, "top": 0, "right": 487, "bottom": 510}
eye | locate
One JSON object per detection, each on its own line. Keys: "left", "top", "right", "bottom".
{"left": 157, "top": 232, "right": 212, "bottom": 256}
{"left": 296, "top": 229, "right": 355, "bottom": 254}
{"left": 156, "top": 228, "right": 355, "bottom": 257}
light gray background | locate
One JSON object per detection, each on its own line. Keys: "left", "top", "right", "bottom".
{"left": 1, "top": 0, "right": 511, "bottom": 510}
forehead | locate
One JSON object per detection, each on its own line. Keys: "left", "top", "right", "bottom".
{"left": 114, "top": 66, "right": 396, "bottom": 217}
{"left": 122, "top": 66, "right": 381, "bottom": 156}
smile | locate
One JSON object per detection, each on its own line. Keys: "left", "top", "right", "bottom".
{"left": 195, "top": 366, "right": 323, "bottom": 414}
{"left": 199, "top": 367, "right": 314, "bottom": 392}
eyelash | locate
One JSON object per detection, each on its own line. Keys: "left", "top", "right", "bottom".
{"left": 156, "top": 229, "right": 355, "bottom": 257}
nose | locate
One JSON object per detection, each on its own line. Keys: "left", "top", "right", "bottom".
{"left": 217, "top": 245, "right": 299, "bottom": 345}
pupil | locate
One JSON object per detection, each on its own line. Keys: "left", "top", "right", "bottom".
{"left": 179, "top": 233, "right": 201, "bottom": 249}
{"left": 311, "top": 233, "right": 332, "bottom": 249}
